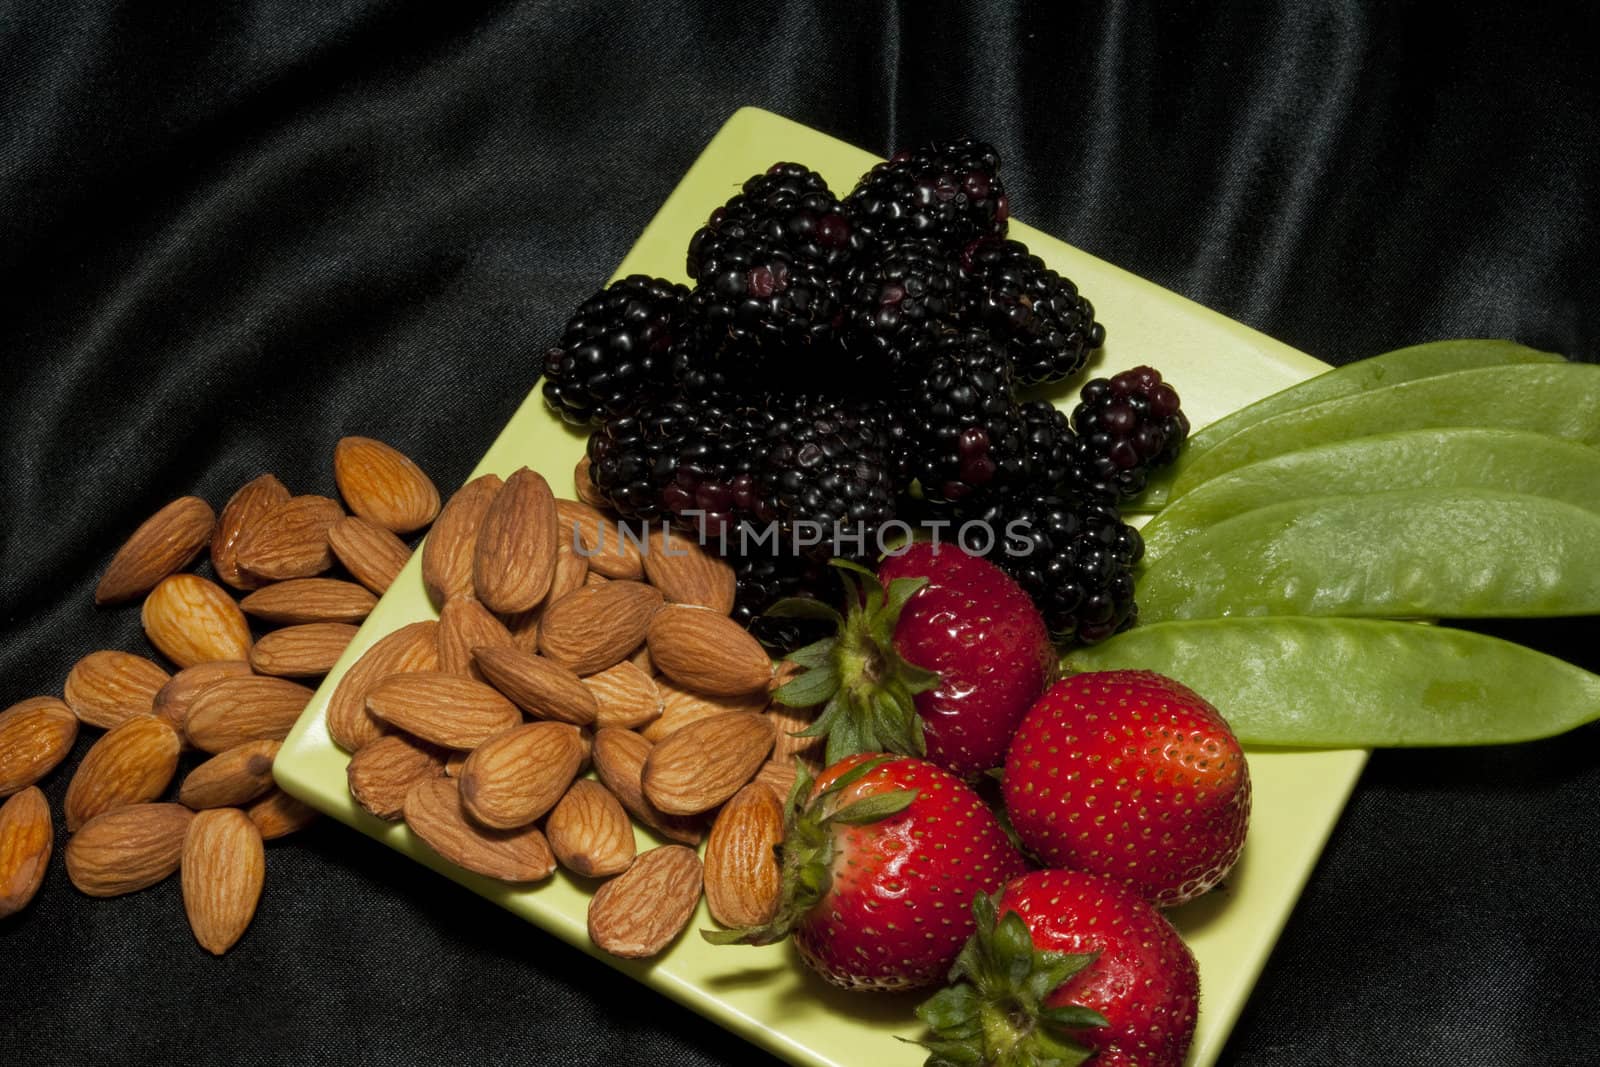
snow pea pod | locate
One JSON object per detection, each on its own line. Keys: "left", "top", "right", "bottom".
{"left": 1140, "top": 428, "right": 1600, "bottom": 562}
{"left": 1133, "top": 340, "right": 1561, "bottom": 509}
{"left": 1062, "top": 617, "right": 1600, "bottom": 747}
{"left": 1138, "top": 488, "right": 1600, "bottom": 622}
{"left": 1165, "top": 362, "right": 1600, "bottom": 500}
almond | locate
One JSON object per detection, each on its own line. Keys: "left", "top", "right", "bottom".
{"left": 422, "top": 473, "right": 503, "bottom": 606}
{"left": 545, "top": 779, "right": 635, "bottom": 878}
{"left": 152, "top": 660, "right": 252, "bottom": 739}
{"left": 500, "top": 606, "right": 541, "bottom": 654}
{"left": 0, "top": 787, "right": 51, "bottom": 918}
{"left": 538, "top": 580, "right": 663, "bottom": 675}
{"left": 587, "top": 845, "right": 703, "bottom": 959}
{"left": 436, "top": 596, "right": 514, "bottom": 679}
{"left": 582, "top": 662, "right": 662, "bottom": 730}
{"left": 249, "top": 622, "right": 358, "bottom": 678}
{"left": 65, "top": 802, "right": 194, "bottom": 897}
{"left": 179, "top": 740, "right": 281, "bottom": 809}
{"left": 767, "top": 703, "right": 824, "bottom": 772}
{"left": 346, "top": 734, "right": 446, "bottom": 820}
{"left": 365, "top": 671, "right": 522, "bottom": 750}
{"left": 328, "top": 515, "right": 412, "bottom": 595}
{"left": 590, "top": 728, "right": 704, "bottom": 846}
{"left": 443, "top": 751, "right": 467, "bottom": 778}
{"left": 703, "top": 781, "right": 785, "bottom": 928}
{"left": 647, "top": 604, "right": 773, "bottom": 698}
{"left": 642, "top": 711, "right": 774, "bottom": 816}
{"left": 212, "top": 474, "right": 292, "bottom": 589}
{"left": 234, "top": 494, "right": 345, "bottom": 580}
{"left": 629, "top": 643, "right": 654, "bottom": 675}
{"left": 459, "top": 722, "right": 586, "bottom": 830}
{"left": 473, "top": 467, "right": 559, "bottom": 614}
{"left": 184, "top": 676, "right": 313, "bottom": 753}
{"left": 246, "top": 789, "right": 319, "bottom": 840}
{"left": 643, "top": 677, "right": 768, "bottom": 742}
{"left": 472, "top": 646, "right": 597, "bottom": 726}
{"left": 584, "top": 570, "right": 610, "bottom": 588}
{"left": 754, "top": 759, "right": 798, "bottom": 800}
{"left": 402, "top": 777, "right": 555, "bottom": 883}
{"left": 141, "top": 573, "right": 253, "bottom": 668}
{"left": 0, "top": 696, "right": 80, "bottom": 796}
{"left": 240, "top": 577, "right": 377, "bottom": 625}
{"left": 95, "top": 495, "right": 216, "bottom": 605}
{"left": 64, "top": 715, "right": 181, "bottom": 831}
{"left": 547, "top": 537, "right": 591, "bottom": 603}
{"left": 325, "top": 619, "right": 438, "bottom": 751}
{"left": 573, "top": 454, "right": 607, "bottom": 510}
{"left": 557, "top": 499, "right": 644, "bottom": 580}
{"left": 642, "top": 526, "right": 736, "bottom": 613}
{"left": 333, "top": 436, "right": 440, "bottom": 534}
{"left": 181, "top": 808, "right": 265, "bottom": 955}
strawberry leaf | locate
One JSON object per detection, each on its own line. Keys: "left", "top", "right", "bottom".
{"left": 828, "top": 789, "right": 917, "bottom": 825}
{"left": 765, "top": 597, "right": 845, "bottom": 625}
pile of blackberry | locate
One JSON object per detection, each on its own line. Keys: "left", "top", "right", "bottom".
{"left": 542, "top": 141, "right": 1189, "bottom": 648}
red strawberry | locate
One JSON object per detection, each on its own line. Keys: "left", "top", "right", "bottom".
{"left": 1003, "top": 670, "right": 1251, "bottom": 907}
{"left": 706, "top": 752, "right": 1029, "bottom": 991}
{"left": 772, "top": 546, "right": 1054, "bottom": 777}
{"left": 914, "top": 869, "right": 1198, "bottom": 1067}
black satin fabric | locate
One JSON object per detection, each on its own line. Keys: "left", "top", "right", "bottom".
{"left": 2, "top": 2, "right": 1598, "bottom": 1064}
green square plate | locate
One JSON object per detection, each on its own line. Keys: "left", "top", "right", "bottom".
{"left": 274, "top": 107, "right": 1368, "bottom": 1067}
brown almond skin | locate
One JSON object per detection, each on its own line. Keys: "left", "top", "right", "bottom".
{"left": 0, "top": 787, "right": 52, "bottom": 918}
{"left": 443, "top": 751, "right": 468, "bottom": 778}
{"left": 402, "top": 777, "right": 555, "bottom": 883}
{"left": 184, "top": 676, "right": 313, "bottom": 753}
{"left": 500, "top": 606, "right": 541, "bottom": 654}
{"left": 703, "top": 782, "right": 785, "bottom": 928}
{"left": 181, "top": 808, "right": 265, "bottom": 955}
{"left": 647, "top": 605, "right": 773, "bottom": 698}
{"left": 642, "top": 526, "right": 737, "bottom": 613}
{"left": 347, "top": 734, "right": 446, "bottom": 821}
{"left": 546, "top": 779, "right": 636, "bottom": 878}
{"left": 459, "top": 722, "right": 586, "bottom": 830}
{"left": 249, "top": 622, "right": 359, "bottom": 678}
{"left": 179, "top": 740, "right": 282, "bottom": 809}
{"left": 538, "top": 580, "right": 664, "bottom": 676}
{"left": 582, "top": 662, "right": 662, "bottom": 730}
{"left": 95, "top": 495, "right": 216, "bottom": 605}
{"left": 587, "top": 845, "right": 703, "bottom": 959}
{"left": 753, "top": 759, "right": 798, "bottom": 800}
{"left": 240, "top": 578, "right": 377, "bottom": 625}
{"left": 767, "top": 703, "right": 824, "bottom": 772}
{"left": 64, "top": 650, "right": 172, "bottom": 729}
{"left": 474, "top": 467, "right": 559, "bottom": 614}
{"left": 212, "top": 474, "right": 291, "bottom": 590}
{"left": 246, "top": 789, "right": 319, "bottom": 840}
{"left": 328, "top": 515, "right": 412, "bottom": 595}
{"left": 436, "top": 596, "right": 514, "bottom": 680}
{"left": 64, "top": 715, "right": 182, "bottom": 831}
{"left": 422, "top": 473, "right": 503, "bottom": 606}
{"left": 557, "top": 499, "right": 644, "bottom": 580}
{"left": 584, "top": 570, "right": 610, "bottom": 588}
{"left": 644, "top": 677, "right": 768, "bottom": 743}
{"left": 642, "top": 711, "right": 774, "bottom": 816}
{"left": 573, "top": 454, "right": 608, "bottom": 510}
{"left": 472, "top": 645, "right": 597, "bottom": 726}
{"left": 0, "top": 697, "right": 80, "bottom": 797}
{"left": 234, "top": 494, "right": 345, "bottom": 581}
{"left": 65, "top": 802, "right": 194, "bottom": 897}
{"left": 590, "top": 728, "right": 704, "bottom": 846}
{"left": 152, "top": 660, "right": 253, "bottom": 739}
{"left": 325, "top": 619, "right": 438, "bottom": 752}
{"left": 365, "top": 671, "right": 522, "bottom": 750}
{"left": 333, "top": 436, "right": 441, "bottom": 534}
{"left": 141, "top": 574, "right": 253, "bottom": 669}
{"left": 546, "top": 537, "right": 591, "bottom": 604}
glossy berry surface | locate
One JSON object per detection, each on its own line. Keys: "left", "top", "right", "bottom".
{"left": 1072, "top": 365, "right": 1191, "bottom": 501}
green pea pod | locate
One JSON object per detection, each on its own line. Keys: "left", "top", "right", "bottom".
{"left": 1165, "top": 362, "right": 1600, "bottom": 500}
{"left": 1132, "top": 339, "right": 1562, "bottom": 510}
{"left": 1138, "top": 488, "right": 1600, "bottom": 622}
{"left": 1062, "top": 617, "right": 1600, "bottom": 747}
{"left": 1140, "top": 428, "right": 1600, "bottom": 562}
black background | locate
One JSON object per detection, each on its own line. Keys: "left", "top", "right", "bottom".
{"left": 3, "top": 2, "right": 1598, "bottom": 1064}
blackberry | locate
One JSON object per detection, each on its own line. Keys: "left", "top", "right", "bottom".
{"left": 1071, "top": 366, "right": 1191, "bottom": 501}
{"left": 905, "top": 329, "right": 1028, "bottom": 504}
{"left": 842, "top": 237, "right": 963, "bottom": 375}
{"left": 759, "top": 395, "right": 898, "bottom": 560}
{"left": 962, "top": 239, "right": 1105, "bottom": 387}
{"left": 729, "top": 552, "right": 834, "bottom": 653}
{"left": 956, "top": 490, "right": 1143, "bottom": 645}
{"left": 687, "top": 163, "right": 858, "bottom": 279}
{"left": 845, "top": 138, "right": 1009, "bottom": 250}
{"left": 541, "top": 275, "right": 689, "bottom": 425}
{"left": 1017, "top": 400, "right": 1079, "bottom": 491}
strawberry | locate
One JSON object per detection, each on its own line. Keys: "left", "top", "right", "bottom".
{"left": 706, "top": 752, "right": 1029, "bottom": 991}
{"left": 1003, "top": 669, "right": 1251, "bottom": 907}
{"left": 771, "top": 545, "right": 1054, "bottom": 777}
{"left": 914, "top": 869, "right": 1198, "bottom": 1067}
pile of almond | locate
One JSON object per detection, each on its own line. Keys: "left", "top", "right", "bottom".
{"left": 336, "top": 457, "right": 820, "bottom": 959}
{"left": 0, "top": 437, "right": 446, "bottom": 951}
